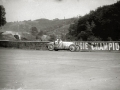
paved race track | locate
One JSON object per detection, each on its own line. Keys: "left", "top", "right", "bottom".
{"left": 0, "top": 49, "right": 120, "bottom": 90}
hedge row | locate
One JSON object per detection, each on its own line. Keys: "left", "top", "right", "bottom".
{"left": 0, "top": 41, "right": 50, "bottom": 50}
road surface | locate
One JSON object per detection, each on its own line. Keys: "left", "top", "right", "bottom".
{"left": 0, "top": 49, "right": 120, "bottom": 90}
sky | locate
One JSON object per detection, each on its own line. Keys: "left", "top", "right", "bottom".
{"left": 0, "top": 0, "right": 118, "bottom": 22}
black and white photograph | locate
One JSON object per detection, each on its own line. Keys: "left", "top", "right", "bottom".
{"left": 0, "top": 0, "right": 120, "bottom": 90}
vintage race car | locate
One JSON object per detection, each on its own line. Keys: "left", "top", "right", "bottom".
{"left": 47, "top": 40, "right": 80, "bottom": 52}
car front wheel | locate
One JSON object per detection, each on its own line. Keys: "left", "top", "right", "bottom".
{"left": 48, "top": 44, "right": 54, "bottom": 51}
{"left": 69, "top": 44, "right": 76, "bottom": 52}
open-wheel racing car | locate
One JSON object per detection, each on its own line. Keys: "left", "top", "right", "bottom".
{"left": 47, "top": 39, "right": 80, "bottom": 52}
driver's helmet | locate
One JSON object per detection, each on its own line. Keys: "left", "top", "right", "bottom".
{"left": 54, "top": 39, "right": 62, "bottom": 45}
{"left": 54, "top": 39, "right": 59, "bottom": 44}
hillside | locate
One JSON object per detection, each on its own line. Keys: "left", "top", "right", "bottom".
{"left": 1, "top": 18, "right": 77, "bottom": 36}
{"left": 67, "top": 1, "right": 120, "bottom": 41}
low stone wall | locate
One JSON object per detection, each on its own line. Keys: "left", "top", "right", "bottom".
{"left": 0, "top": 40, "right": 120, "bottom": 52}
{"left": 0, "top": 40, "right": 50, "bottom": 50}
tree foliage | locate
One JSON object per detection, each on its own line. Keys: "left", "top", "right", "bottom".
{"left": 67, "top": 1, "right": 120, "bottom": 41}
{"left": 0, "top": 5, "right": 6, "bottom": 27}
{"left": 30, "top": 27, "right": 38, "bottom": 36}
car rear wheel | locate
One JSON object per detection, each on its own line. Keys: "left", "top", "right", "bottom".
{"left": 76, "top": 45, "right": 80, "bottom": 52}
{"left": 48, "top": 44, "right": 54, "bottom": 51}
{"left": 69, "top": 44, "right": 76, "bottom": 52}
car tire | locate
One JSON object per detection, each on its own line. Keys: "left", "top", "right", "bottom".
{"left": 69, "top": 44, "right": 76, "bottom": 52}
{"left": 54, "top": 49, "right": 58, "bottom": 51}
{"left": 75, "top": 45, "right": 80, "bottom": 52}
{"left": 48, "top": 44, "right": 54, "bottom": 51}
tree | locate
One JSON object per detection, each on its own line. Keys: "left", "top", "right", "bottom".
{"left": 86, "top": 21, "right": 91, "bottom": 31}
{"left": 30, "top": 27, "right": 38, "bottom": 36}
{"left": 91, "top": 20, "right": 96, "bottom": 29}
{"left": 67, "top": 1, "right": 120, "bottom": 41}
{"left": 0, "top": 5, "right": 6, "bottom": 28}
{"left": 87, "top": 36, "right": 101, "bottom": 41}
{"left": 49, "top": 34, "right": 56, "bottom": 41}
{"left": 78, "top": 31, "right": 88, "bottom": 41}
{"left": 38, "top": 30, "right": 47, "bottom": 36}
